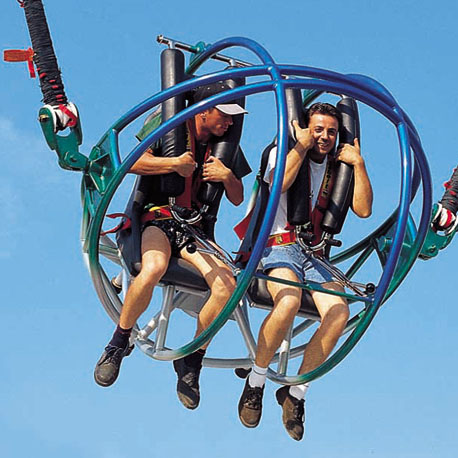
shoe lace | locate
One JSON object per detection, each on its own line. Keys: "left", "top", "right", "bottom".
{"left": 182, "top": 365, "right": 200, "bottom": 387}
{"left": 104, "top": 345, "right": 127, "bottom": 365}
{"left": 292, "top": 399, "right": 305, "bottom": 422}
{"left": 245, "top": 386, "right": 263, "bottom": 409}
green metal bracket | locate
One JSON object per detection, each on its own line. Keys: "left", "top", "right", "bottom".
{"left": 419, "top": 204, "right": 457, "bottom": 260}
{"left": 86, "top": 146, "right": 116, "bottom": 194}
{"left": 38, "top": 106, "right": 87, "bottom": 172}
{"left": 188, "top": 41, "right": 208, "bottom": 70}
{"left": 375, "top": 214, "right": 416, "bottom": 266}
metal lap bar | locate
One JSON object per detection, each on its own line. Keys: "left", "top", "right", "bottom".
{"left": 186, "top": 225, "right": 240, "bottom": 275}
{"left": 253, "top": 272, "right": 373, "bottom": 304}
{"left": 277, "top": 323, "right": 293, "bottom": 375}
{"left": 154, "top": 285, "right": 176, "bottom": 352}
{"left": 234, "top": 298, "right": 257, "bottom": 359}
{"left": 344, "top": 244, "right": 375, "bottom": 279}
{"left": 137, "top": 310, "right": 162, "bottom": 340}
{"left": 157, "top": 35, "right": 253, "bottom": 68}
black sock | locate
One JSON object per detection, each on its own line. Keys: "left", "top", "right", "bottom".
{"left": 109, "top": 325, "right": 132, "bottom": 348}
{"left": 184, "top": 349, "right": 206, "bottom": 368}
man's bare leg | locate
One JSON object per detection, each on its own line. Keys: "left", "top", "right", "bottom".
{"left": 276, "top": 282, "right": 349, "bottom": 441}
{"left": 255, "top": 268, "right": 302, "bottom": 367}
{"left": 238, "top": 267, "right": 301, "bottom": 428}
{"left": 298, "top": 282, "right": 349, "bottom": 374}
{"left": 94, "top": 226, "right": 171, "bottom": 387}
{"left": 173, "top": 242, "right": 236, "bottom": 409}
{"left": 180, "top": 243, "right": 236, "bottom": 348}
{"left": 119, "top": 226, "right": 171, "bottom": 329}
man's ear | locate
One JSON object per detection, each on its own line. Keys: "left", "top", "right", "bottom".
{"left": 200, "top": 108, "right": 213, "bottom": 121}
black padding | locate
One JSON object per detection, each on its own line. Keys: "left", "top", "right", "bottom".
{"left": 248, "top": 276, "right": 320, "bottom": 320}
{"left": 285, "top": 87, "right": 306, "bottom": 139}
{"left": 286, "top": 89, "right": 310, "bottom": 226}
{"left": 160, "top": 258, "right": 208, "bottom": 291}
{"left": 159, "top": 48, "right": 186, "bottom": 196}
{"left": 197, "top": 73, "right": 246, "bottom": 238}
{"left": 116, "top": 176, "right": 146, "bottom": 275}
{"left": 321, "top": 97, "right": 359, "bottom": 234}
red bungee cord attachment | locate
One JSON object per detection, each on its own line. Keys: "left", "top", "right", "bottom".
{"left": 3, "top": 47, "right": 36, "bottom": 78}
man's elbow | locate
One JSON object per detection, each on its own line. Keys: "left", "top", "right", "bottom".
{"left": 357, "top": 209, "right": 372, "bottom": 218}
{"left": 231, "top": 195, "right": 243, "bottom": 206}
{"left": 355, "top": 205, "right": 372, "bottom": 218}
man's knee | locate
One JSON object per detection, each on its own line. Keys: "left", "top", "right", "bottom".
{"left": 272, "top": 293, "right": 301, "bottom": 321}
{"left": 209, "top": 270, "right": 236, "bottom": 301}
{"left": 138, "top": 257, "right": 168, "bottom": 284}
{"left": 321, "top": 302, "right": 349, "bottom": 331}
{"left": 211, "top": 275, "right": 236, "bottom": 299}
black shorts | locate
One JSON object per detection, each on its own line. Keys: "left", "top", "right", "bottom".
{"left": 142, "top": 219, "right": 208, "bottom": 257}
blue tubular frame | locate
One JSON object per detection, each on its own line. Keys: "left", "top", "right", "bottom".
{"left": 84, "top": 36, "right": 432, "bottom": 380}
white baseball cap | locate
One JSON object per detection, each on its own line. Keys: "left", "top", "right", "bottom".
{"left": 193, "top": 82, "right": 248, "bottom": 115}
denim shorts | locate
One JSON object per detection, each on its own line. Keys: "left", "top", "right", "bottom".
{"left": 261, "top": 243, "right": 335, "bottom": 284}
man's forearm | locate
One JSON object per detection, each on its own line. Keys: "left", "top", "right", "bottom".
{"left": 352, "top": 160, "right": 373, "bottom": 218}
{"left": 269, "top": 143, "right": 308, "bottom": 193}
{"left": 129, "top": 151, "right": 179, "bottom": 175}
{"left": 223, "top": 172, "right": 244, "bottom": 206}
{"left": 281, "top": 144, "right": 309, "bottom": 192}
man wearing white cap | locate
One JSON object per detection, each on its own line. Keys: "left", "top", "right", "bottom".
{"left": 94, "top": 82, "right": 251, "bottom": 411}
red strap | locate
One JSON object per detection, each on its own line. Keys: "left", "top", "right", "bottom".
{"left": 17, "top": 0, "right": 25, "bottom": 8}
{"left": 140, "top": 206, "right": 173, "bottom": 224}
{"left": 100, "top": 213, "right": 131, "bottom": 236}
{"left": 3, "top": 48, "right": 35, "bottom": 78}
{"left": 27, "top": 59, "right": 36, "bottom": 78}
{"left": 58, "top": 104, "right": 77, "bottom": 127}
{"left": 233, "top": 206, "right": 255, "bottom": 240}
{"left": 309, "top": 158, "right": 335, "bottom": 245}
{"left": 443, "top": 209, "right": 454, "bottom": 229}
{"left": 266, "top": 231, "right": 297, "bottom": 247}
{"left": 175, "top": 121, "right": 195, "bottom": 208}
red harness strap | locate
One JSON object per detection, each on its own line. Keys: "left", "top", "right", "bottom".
{"left": 100, "top": 206, "right": 173, "bottom": 236}
{"left": 176, "top": 121, "right": 212, "bottom": 208}
{"left": 309, "top": 158, "right": 336, "bottom": 245}
{"left": 140, "top": 206, "right": 173, "bottom": 223}
{"left": 266, "top": 230, "right": 297, "bottom": 247}
{"left": 100, "top": 213, "right": 131, "bottom": 236}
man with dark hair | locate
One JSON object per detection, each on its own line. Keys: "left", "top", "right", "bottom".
{"left": 94, "top": 82, "right": 251, "bottom": 411}
{"left": 238, "top": 102, "right": 373, "bottom": 440}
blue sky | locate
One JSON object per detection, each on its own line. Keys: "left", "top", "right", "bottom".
{"left": 1, "top": 1, "right": 457, "bottom": 457}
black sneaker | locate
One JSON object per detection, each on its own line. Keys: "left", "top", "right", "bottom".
{"left": 94, "top": 343, "right": 133, "bottom": 387}
{"left": 238, "top": 379, "right": 264, "bottom": 428}
{"left": 275, "top": 386, "right": 305, "bottom": 441}
{"left": 234, "top": 367, "right": 251, "bottom": 379}
{"left": 173, "top": 357, "right": 201, "bottom": 410}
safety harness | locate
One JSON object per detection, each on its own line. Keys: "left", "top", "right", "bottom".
{"left": 102, "top": 121, "right": 212, "bottom": 236}
{"left": 235, "top": 148, "right": 337, "bottom": 258}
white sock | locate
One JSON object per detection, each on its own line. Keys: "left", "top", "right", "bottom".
{"left": 248, "top": 364, "right": 267, "bottom": 388}
{"left": 289, "top": 383, "right": 310, "bottom": 400}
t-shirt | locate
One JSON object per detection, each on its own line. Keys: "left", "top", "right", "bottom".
{"left": 264, "top": 145, "right": 328, "bottom": 235}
